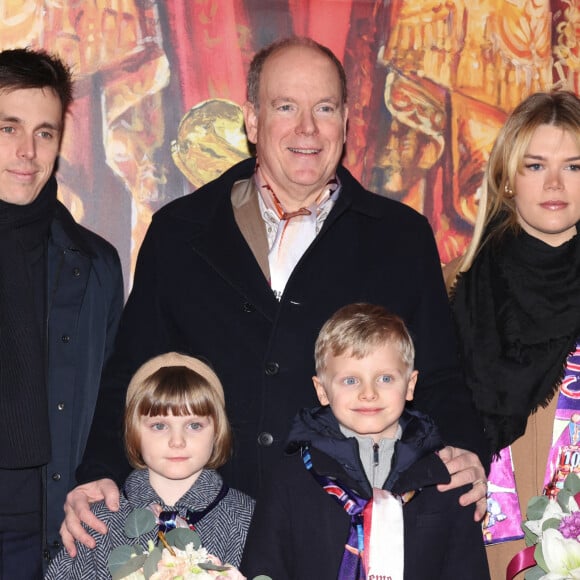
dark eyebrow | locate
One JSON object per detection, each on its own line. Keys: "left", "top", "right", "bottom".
{"left": 36, "top": 121, "right": 61, "bottom": 132}
{"left": 0, "top": 114, "right": 61, "bottom": 132}
{"left": 0, "top": 114, "right": 22, "bottom": 124}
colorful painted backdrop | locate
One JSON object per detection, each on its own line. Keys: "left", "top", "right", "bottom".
{"left": 1, "top": 0, "right": 578, "bottom": 290}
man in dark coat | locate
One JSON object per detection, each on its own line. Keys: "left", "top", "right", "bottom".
{"left": 62, "top": 37, "right": 488, "bottom": 556}
{"left": 0, "top": 48, "right": 124, "bottom": 577}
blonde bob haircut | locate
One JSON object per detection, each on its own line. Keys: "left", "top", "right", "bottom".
{"left": 124, "top": 352, "right": 232, "bottom": 470}
{"left": 451, "top": 91, "right": 580, "bottom": 285}
{"left": 314, "top": 303, "right": 415, "bottom": 379}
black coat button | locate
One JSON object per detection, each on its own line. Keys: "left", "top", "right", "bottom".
{"left": 242, "top": 302, "right": 255, "bottom": 313}
{"left": 61, "top": 334, "right": 70, "bottom": 343}
{"left": 57, "top": 402, "right": 65, "bottom": 411}
{"left": 51, "top": 472, "right": 61, "bottom": 481}
{"left": 265, "top": 362, "right": 279, "bottom": 376}
{"left": 257, "top": 432, "right": 274, "bottom": 446}
{"left": 72, "top": 267, "right": 81, "bottom": 277}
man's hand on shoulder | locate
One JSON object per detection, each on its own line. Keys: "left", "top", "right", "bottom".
{"left": 437, "top": 446, "right": 488, "bottom": 522}
{"left": 60, "top": 478, "right": 120, "bottom": 557}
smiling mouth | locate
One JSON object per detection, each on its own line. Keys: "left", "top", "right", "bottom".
{"left": 288, "top": 147, "right": 320, "bottom": 155}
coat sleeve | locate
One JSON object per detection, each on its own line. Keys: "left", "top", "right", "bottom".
{"left": 44, "top": 515, "right": 108, "bottom": 580}
{"left": 45, "top": 542, "right": 100, "bottom": 580}
{"left": 46, "top": 501, "right": 122, "bottom": 579}
{"left": 76, "top": 216, "right": 176, "bottom": 485}
{"left": 241, "top": 472, "right": 296, "bottom": 580}
{"left": 405, "top": 216, "right": 489, "bottom": 468}
{"left": 102, "top": 247, "right": 124, "bottom": 373}
{"left": 439, "top": 490, "right": 490, "bottom": 579}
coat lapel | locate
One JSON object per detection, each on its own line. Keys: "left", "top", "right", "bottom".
{"left": 180, "top": 160, "right": 379, "bottom": 322}
{"left": 187, "top": 185, "right": 278, "bottom": 321}
{"left": 231, "top": 178, "right": 270, "bottom": 282}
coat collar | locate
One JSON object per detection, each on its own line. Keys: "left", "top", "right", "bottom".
{"left": 286, "top": 406, "right": 449, "bottom": 497}
{"left": 123, "top": 468, "right": 225, "bottom": 511}
{"left": 166, "top": 157, "right": 387, "bottom": 228}
{"left": 159, "top": 158, "right": 388, "bottom": 319}
{"left": 170, "top": 164, "right": 279, "bottom": 320}
{"left": 50, "top": 201, "right": 96, "bottom": 257}
{"left": 231, "top": 177, "right": 270, "bottom": 282}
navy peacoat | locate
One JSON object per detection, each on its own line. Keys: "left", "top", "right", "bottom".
{"left": 44, "top": 202, "right": 123, "bottom": 561}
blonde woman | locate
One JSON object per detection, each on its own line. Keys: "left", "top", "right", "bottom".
{"left": 446, "top": 91, "right": 580, "bottom": 578}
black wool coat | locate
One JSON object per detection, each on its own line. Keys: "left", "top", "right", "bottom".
{"left": 242, "top": 407, "right": 490, "bottom": 580}
{"left": 78, "top": 158, "right": 486, "bottom": 497}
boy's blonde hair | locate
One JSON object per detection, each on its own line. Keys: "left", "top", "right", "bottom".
{"left": 315, "top": 303, "right": 415, "bottom": 377}
{"left": 124, "top": 352, "right": 232, "bottom": 470}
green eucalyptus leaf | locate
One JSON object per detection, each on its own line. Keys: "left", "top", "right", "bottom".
{"left": 523, "top": 524, "right": 538, "bottom": 547}
{"left": 143, "top": 546, "right": 163, "bottom": 579}
{"left": 108, "top": 545, "right": 139, "bottom": 574}
{"left": 534, "top": 543, "right": 548, "bottom": 575}
{"left": 557, "top": 489, "right": 572, "bottom": 511}
{"left": 527, "top": 495, "right": 549, "bottom": 520}
{"left": 564, "top": 472, "right": 580, "bottom": 495}
{"left": 199, "top": 561, "right": 231, "bottom": 572}
{"left": 524, "top": 565, "right": 547, "bottom": 580}
{"left": 124, "top": 508, "right": 157, "bottom": 538}
{"left": 110, "top": 553, "right": 148, "bottom": 580}
{"left": 165, "top": 527, "right": 201, "bottom": 550}
{"left": 252, "top": 576, "right": 274, "bottom": 580}
{"left": 542, "top": 517, "right": 562, "bottom": 531}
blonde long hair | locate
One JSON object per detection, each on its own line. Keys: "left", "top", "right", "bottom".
{"left": 447, "top": 91, "right": 580, "bottom": 290}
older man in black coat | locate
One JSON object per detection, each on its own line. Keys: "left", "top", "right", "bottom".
{"left": 61, "top": 37, "right": 488, "bottom": 556}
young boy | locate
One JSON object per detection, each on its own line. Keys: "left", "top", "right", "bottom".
{"left": 241, "top": 303, "right": 489, "bottom": 580}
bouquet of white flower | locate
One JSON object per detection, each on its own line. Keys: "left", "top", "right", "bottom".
{"left": 107, "top": 507, "right": 269, "bottom": 580}
{"left": 509, "top": 473, "right": 580, "bottom": 579}
{"left": 112, "top": 539, "right": 246, "bottom": 580}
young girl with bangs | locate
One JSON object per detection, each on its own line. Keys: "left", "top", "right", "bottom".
{"left": 46, "top": 352, "right": 254, "bottom": 579}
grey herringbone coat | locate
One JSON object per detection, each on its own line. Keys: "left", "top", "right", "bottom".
{"left": 45, "top": 469, "right": 254, "bottom": 579}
